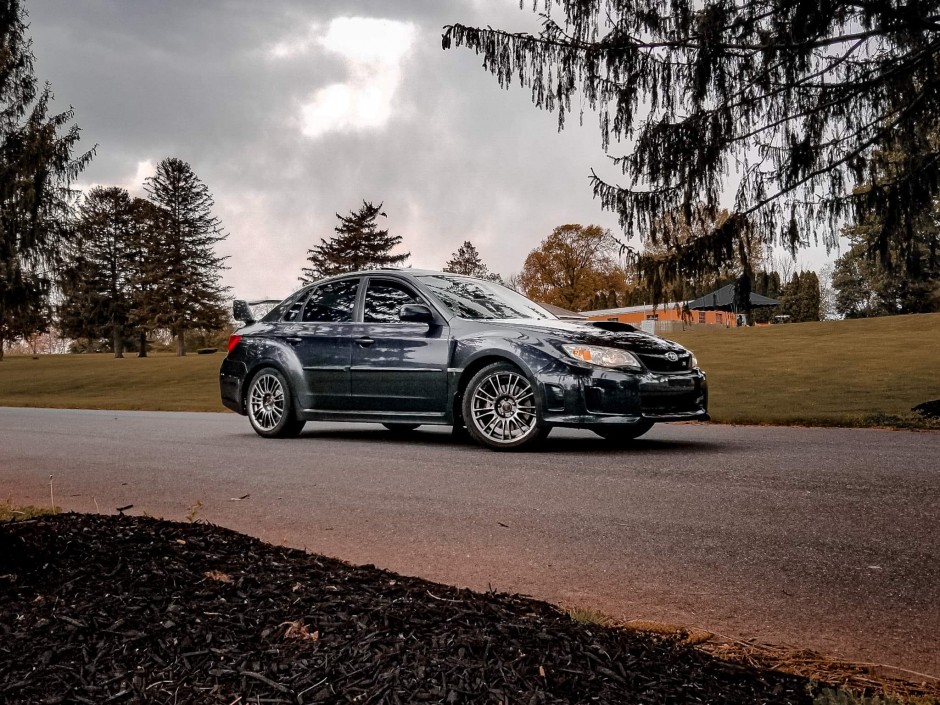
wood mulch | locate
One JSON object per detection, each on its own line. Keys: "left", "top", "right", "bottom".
{"left": 2, "top": 513, "right": 818, "bottom": 704}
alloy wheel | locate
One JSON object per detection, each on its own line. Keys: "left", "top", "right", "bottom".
{"left": 248, "top": 372, "right": 285, "bottom": 432}
{"left": 469, "top": 370, "right": 538, "bottom": 445}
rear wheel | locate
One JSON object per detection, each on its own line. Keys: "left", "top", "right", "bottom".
{"left": 382, "top": 423, "right": 420, "bottom": 433}
{"left": 246, "top": 368, "right": 305, "bottom": 438}
{"left": 593, "top": 420, "right": 654, "bottom": 442}
{"left": 462, "top": 362, "right": 546, "bottom": 451}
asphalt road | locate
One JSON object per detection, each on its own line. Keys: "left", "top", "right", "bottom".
{"left": 1, "top": 407, "right": 938, "bottom": 676}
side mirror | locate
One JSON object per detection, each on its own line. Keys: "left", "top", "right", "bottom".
{"left": 233, "top": 300, "right": 255, "bottom": 324}
{"left": 399, "top": 303, "right": 435, "bottom": 324}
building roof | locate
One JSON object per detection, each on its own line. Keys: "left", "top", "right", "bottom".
{"left": 580, "top": 302, "right": 682, "bottom": 316}
{"left": 687, "top": 284, "right": 781, "bottom": 310}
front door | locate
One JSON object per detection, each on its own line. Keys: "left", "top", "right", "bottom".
{"left": 349, "top": 278, "right": 449, "bottom": 414}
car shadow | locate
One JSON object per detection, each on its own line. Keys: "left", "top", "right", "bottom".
{"left": 291, "top": 426, "right": 723, "bottom": 455}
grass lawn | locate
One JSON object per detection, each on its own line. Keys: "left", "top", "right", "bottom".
{"left": 668, "top": 312, "right": 940, "bottom": 426}
{"left": 0, "top": 312, "right": 938, "bottom": 427}
{"left": 0, "top": 351, "right": 225, "bottom": 412}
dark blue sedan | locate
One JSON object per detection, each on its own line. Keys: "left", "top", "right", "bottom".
{"left": 220, "top": 269, "right": 708, "bottom": 450}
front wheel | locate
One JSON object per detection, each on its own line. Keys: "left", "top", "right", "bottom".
{"left": 246, "top": 368, "right": 305, "bottom": 438}
{"left": 593, "top": 420, "right": 654, "bottom": 442}
{"left": 462, "top": 362, "right": 546, "bottom": 451}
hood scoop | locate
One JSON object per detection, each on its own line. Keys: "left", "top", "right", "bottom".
{"left": 583, "top": 321, "right": 639, "bottom": 333}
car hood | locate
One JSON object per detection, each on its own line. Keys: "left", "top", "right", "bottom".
{"left": 479, "top": 318, "right": 689, "bottom": 354}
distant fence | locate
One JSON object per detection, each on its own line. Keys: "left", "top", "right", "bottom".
{"left": 654, "top": 321, "right": 685, "bottom": 334}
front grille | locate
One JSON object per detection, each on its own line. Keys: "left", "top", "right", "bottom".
{"left": 640, "top": 389, "right": 703, "bottom": 414}
{"left": 637, "top": 352, "right": 691, "bottom": 373}
{"left": 638, "top": 375, "right": 704, "bottom": 415}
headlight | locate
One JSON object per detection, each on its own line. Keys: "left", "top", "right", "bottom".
{"left": 562, "top": 344, "right": 642, "bottom": 370}
{"left": 690, "top": 354, "right": 699, "bottom": 369}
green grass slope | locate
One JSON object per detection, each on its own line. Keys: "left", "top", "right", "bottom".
{"left": 0, "top": 352, "right": 224, "bottom": 412}
{"left": 0, "top": 313, "right": 938, "bottom": 427}
{"left": 669, "top": 312, "right": 940, "bottom": 426}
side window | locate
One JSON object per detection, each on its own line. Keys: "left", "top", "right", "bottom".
{"left": 364, "top": 280, "right": 422, "bottom": 323}
{"left": 283, "top": 295, "right": 307, "bottom": 322}
{"left": 302, "top": 279, "right": 360, "bottom": 322}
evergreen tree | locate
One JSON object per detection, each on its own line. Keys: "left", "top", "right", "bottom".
{"left": 832, "top": 249, "right": 879, "bottom": 318}
{"left": 832, "top": 241, "right": 940, "bottom": 316}
{"left": 58, "top": 188, "right": 154, "bottom": 357}
{"left": 781, "top": 273, "right": 802, "bottom": 321}
{"left": 301, "top": 201, "right": 408, "bottom": 283}
{"left": 138, "top": 157, "right": 228, "bottom": 356}
{"left": 0, "top": 0, "right": 92, "bottom": 360}
{"left": 732, "top": 272, "right": 752, "bottom": 325}
{"left": 834, "top": 135, "right": 940, "bottom": 315}
{"left": 125, "top": 198, "right": 164, "bottom": 357}
{"left": 751, "top": 269, "right": 783, "bottom": 323}
{"left": 443, "top": 2, "right": 940, "bottom": 296}
{"left": 799, "top": 271, "right": 822, "bottom": 322}
{"left": 443, "top": 240, "right": 502, "bottom": 282}
{"left": 781, "top": 271, "right": 821, "bottom": 323}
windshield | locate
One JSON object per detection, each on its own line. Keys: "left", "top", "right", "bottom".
{"left": 418, "top": 275, "right": 556, "bottom": 320}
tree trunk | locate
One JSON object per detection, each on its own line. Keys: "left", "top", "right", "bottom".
{"left": 176, "top": 331, "right": 185, "bottom": 356}
{"left": 138, "top": 331, "right": 147, "bottom": 358}
{"left": 0, "top": 332, "right": 4, "bottom": 362}
{"left": 113, "top": 325, "right": 124, "bottom": 359}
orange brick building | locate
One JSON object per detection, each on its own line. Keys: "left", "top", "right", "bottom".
{"left": 580, "top": 285, "right": 781, "bottom": 329}
{"left": 581, "top": 302, "right": 742, "bottom": 327}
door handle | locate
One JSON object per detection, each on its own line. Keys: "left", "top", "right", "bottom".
{"left": 285, "top": 337, "right": 302, "bottom": 345}
{"left": 355, "top": 336, "right": 375, "bottom": 347}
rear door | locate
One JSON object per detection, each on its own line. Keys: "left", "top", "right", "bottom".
{"left": 285, "top": 278, "right": 360, "bottom": 411}
{"left": 349, "top": 277, "right": 449, "bottom": 413}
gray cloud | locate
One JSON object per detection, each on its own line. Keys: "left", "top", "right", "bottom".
{"left": 30, "top": 1, "right": 831, "bottom": 300}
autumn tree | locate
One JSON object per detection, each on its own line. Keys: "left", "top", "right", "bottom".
{"left": 302, "top": 201, "right": 408, "bottom": 282}
{"left": 0, "top": 0, "right": 92, "bottom": 360}
{"left": 518, "top": 224, "right": 626, "bottom": 311}
{"left": 444, "top": 240, "right": 501, "bottom": 281}
{"left": 137, "top": 158, "right": 229, "bottom": 356}
{"left": 443, "top": 1, "right": 940, "bottom": 295}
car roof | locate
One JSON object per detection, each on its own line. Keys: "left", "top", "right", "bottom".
{"left": 316, "top": 268, "right": 468, "bottom": 281}
{"left": 359, "top": 268, "right": 448, "bottom": 277}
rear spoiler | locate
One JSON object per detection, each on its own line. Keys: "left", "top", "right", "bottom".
{"left": 233, "top": 299, "right": 281, "bottom": 324}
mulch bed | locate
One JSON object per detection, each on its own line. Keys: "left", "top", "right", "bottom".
{"left": 0, "top": 514, "right": 815, "bottom": 704}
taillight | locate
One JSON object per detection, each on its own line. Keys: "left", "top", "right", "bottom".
{"left": 227, "top": 334, "right": 243, "bottom": 353}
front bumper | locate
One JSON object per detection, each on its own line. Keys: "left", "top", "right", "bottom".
{"left": 537, "top": 363, "right": 708, "bottom": 427}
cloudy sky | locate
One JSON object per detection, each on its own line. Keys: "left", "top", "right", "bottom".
{"left": 29, "top": 0, "right": 834, "bottom": 301}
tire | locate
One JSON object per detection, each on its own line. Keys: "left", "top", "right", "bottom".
{"left": 382, "top": 423, "right": 420, "bottom": 433}
{"left": 246, "top": 368, "right": 306, "bottom": 438}
{"left": 593, "top": 420, "right": 654, "bottom": 442}
{"left": 462, "top": 362, "right": 546, "bottom": 451}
